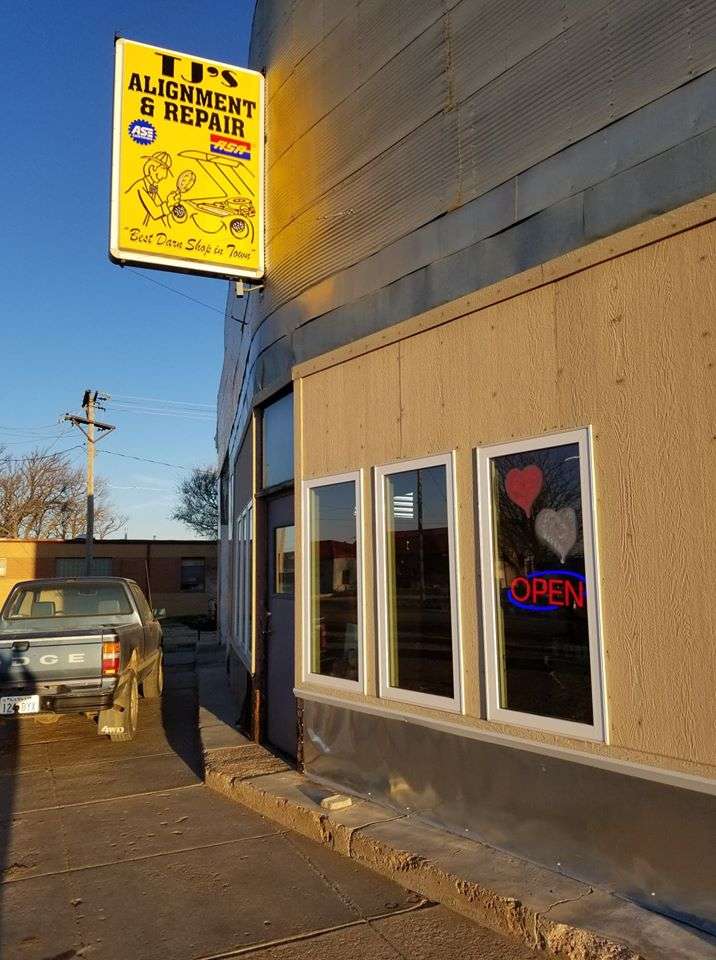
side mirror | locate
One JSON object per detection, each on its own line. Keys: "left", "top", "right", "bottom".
{"left": 153, "top": 607, "right": 167, "bottom": 620}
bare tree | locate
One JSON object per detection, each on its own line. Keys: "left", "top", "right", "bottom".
{"left": 0, "top": 447, "right": 126, "bottom": 540}
{"left": 172, "top": 466, "right": 218, "bottom": 538}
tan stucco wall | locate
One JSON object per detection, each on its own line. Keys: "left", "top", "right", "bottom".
{"left": 294, "top": 197, "right": 716, "bottom": 776}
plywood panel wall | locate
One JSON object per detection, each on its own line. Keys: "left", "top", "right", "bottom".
{"left": 297, "top": 218, "right": 716, "bottom": 772}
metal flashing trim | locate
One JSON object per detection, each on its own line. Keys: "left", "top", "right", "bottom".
{"left": 294, "top": 687, "right": 716, "bottom": 798}
{"left": 292, "top": 191, "right": 716, "bottom": 382}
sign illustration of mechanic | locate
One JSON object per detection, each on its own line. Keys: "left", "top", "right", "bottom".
{"left": 125, "top": 148, "right": 256, "bottom": 242}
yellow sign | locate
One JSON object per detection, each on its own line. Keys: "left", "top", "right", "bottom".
{"left": 110, "top": 39, "right": 264, "bottom": 279}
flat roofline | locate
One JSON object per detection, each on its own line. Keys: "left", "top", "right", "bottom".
{"left": 0, "top": 539, "right": 217, "bottom": 546}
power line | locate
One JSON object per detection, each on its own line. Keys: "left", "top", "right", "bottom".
{"left": 126, "top": 268, "right": 226, "bottom": 316}
{"left": 109, "top": 404, "right": 214, "bottom": 422}
{"left": 0, "top": 422, "right": 63, "bottom": 431}
{"left": 108, "top": 483, "right": 173, "bottom": 492}
{"left": 110, "top": 394, "right": 215, "bottom": 410}
{"left": 96, "top": 449, "right": 193, "bottom": 470}
{"left": 0, "top": 445, "right": 84, "bottom": 464}
{"left": 0, "top": 434, "right": 71, "bottom": 445}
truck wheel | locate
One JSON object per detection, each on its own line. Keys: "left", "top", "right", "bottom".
{"left": 109, "top": 672, "right": 139, "bottom": 742}
{"left": 142, "top": 652, "right": 164, "bottom": 699}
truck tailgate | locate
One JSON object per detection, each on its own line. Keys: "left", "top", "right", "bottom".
{"left": 0, "top": 632, "right": 104, "bottom": 685}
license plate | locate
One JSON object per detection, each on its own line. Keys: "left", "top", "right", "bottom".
{"left": 0, "top": 695, "right": 40, "bottom": 716}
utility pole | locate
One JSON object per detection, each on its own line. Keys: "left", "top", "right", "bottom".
{"left": 64, "top": 391, "right": 115, "bottom": 575}
{"left": 86, "top": 390, "right": 95, "bottom": 575}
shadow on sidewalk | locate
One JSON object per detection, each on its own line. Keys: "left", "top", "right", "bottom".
{"left": 0, "top": 664, "right": 36, "bottom": 950}
{"left": 159, "top": 624, "right": 249, "bottom": 781}
{"left": 160, "top": 627, "right": 206, "bottom": 782}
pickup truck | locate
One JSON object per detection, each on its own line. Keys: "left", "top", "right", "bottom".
{"left": 0, "top": 577, "right": 163, "bottom": 741}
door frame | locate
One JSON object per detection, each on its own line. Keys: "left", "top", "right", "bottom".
{"left": 254, "top": 480, "right": 301, "bottom": 765}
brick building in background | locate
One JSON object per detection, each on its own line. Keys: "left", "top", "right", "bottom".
{"left": 0, "top": 540, "right": 217, "bottom": 619}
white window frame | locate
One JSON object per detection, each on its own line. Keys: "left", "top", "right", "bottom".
{"left": 301, "top": 470, "right": 365, "bottom": 693}
{"left": 227, "top": 465, "right": 234, "bottom": 541}
{"left": 232, "top": 500, "right": 253, "bottom": 667}
{"left": 476, "top": 427, "right": 607, "bottom": 742}
{"left": 375, "top": 453, "right": 463, "bottom": 713}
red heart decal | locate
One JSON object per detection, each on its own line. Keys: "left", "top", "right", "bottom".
{"left": 505, "top": 465, "right": 543, "bottom": 518}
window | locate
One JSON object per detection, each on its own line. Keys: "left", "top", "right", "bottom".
{"left": 477, "top": 429, "right": 605, "bottom": 741}
{"left": 262, "top": 392, "right": 294, "bottom": 488}
{"left": 375, "top": 454, "right": 461, "bottom": 711}
{"left": 180, "top": 557, "right": 206, "bottom": 592}
{"left": 5, "top": 583, "right": 132, "bottom": 619}
{"left": 233, "top": 502, "right": 253, "bottom": 660}
{"left": 56, "top": 557, "right": 113, "bottom": 577}
{"left": 302, "top": 473, "right": 363, "bottom": 689}
{"left": 219, "top": 457, "right": 229, "bottom": 530}
{"left": 275, "top": 525, "right": 295, "bottom": 594}
{"left": 129, "top": 582, "right": 153, "bottom": 622}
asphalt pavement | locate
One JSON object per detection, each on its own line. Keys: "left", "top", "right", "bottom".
{"left": 0, "top": 628, "right": 543, "bottom": 960}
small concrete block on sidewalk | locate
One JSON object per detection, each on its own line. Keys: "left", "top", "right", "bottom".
{"left": 321, "top": 793, "right": 354, "bottom": 811}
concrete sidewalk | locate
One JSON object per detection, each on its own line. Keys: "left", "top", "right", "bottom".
{"left": 195, "top": 649, "right": 716, "bottom": 960}
{"left": 0, "top": 624, "right": 546, "bottom": 960}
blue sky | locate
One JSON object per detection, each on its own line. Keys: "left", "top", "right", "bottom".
{"left": 0, "top": 1, "right": 255, "bottom": 539}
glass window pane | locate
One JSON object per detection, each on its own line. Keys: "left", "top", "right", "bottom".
{"left": 181, "top": 558, "right": 206, "bottom": 592}
{"left": 262, "top": 393, "right": 294, "bottom": 488}
{"left": 244, "top": 510, "right": 252, "bottom": 652}
{"left": 384, "top": 465, "right": 454, "bottom": 699}
{"left": 489, "top": 442, "right": 593, "bottom": 724}
{"left": 232, "top": 504, "right": 253, "bottom": 656}
{"left": 56, "top": 557, "right": 112, "bottom": 577}
{"left": 6, "top": 583, "right": 132, "bottom": 619}
{"left": 234, "top": 513, "right": 243, "bottom": 640}
{"left": 309, "top": 482, "right": 359, "bottom": 682}
{"left": 130, "top": 582, "right": 153, "bottom": 622}
{"left": 275, "top": 525, "right": 295, "bottom": 594}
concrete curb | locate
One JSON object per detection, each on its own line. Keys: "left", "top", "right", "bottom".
{"left": 202, "top": 746, "right": 647, "bottom": 960}
{"left": 194, "top": 646, "right": 713, "bottom": 960}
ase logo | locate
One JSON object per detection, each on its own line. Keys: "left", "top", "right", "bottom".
{"left": 128, "top": 119, "right": 157, "bottom": 146}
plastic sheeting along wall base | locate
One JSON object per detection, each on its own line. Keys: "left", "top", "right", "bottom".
{"left": 303, "top": 698, "right": 716, "bottom": 935}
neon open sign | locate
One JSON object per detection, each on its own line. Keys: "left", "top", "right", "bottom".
{"left": 507, "top": 570, "right": 585, "bottom": 612}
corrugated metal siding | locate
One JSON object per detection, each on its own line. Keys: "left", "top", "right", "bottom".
{"left": 258, "top": 0, "right": 716, "bottom": 316}
{"left": 217, "top": 0, "right": 716, "bottom": 459}
{"left": 458, "top": 0, "right": 715, "bottom": 203}
{"left": 269, "top": 106, "right": 460, "bottom": 297}
{"left": 268, "top": 18, "right": 448, "bottom": 240}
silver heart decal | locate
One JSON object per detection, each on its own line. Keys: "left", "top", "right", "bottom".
{"left": 535, "top": 507, "right": 578, "bottom": 563}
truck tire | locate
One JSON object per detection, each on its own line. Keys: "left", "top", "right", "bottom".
{"left": 142, "top": 651, "right": 164, "bottom": 699}
{"left": 103, "top": 672, "right": 139, "bottom": 743}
